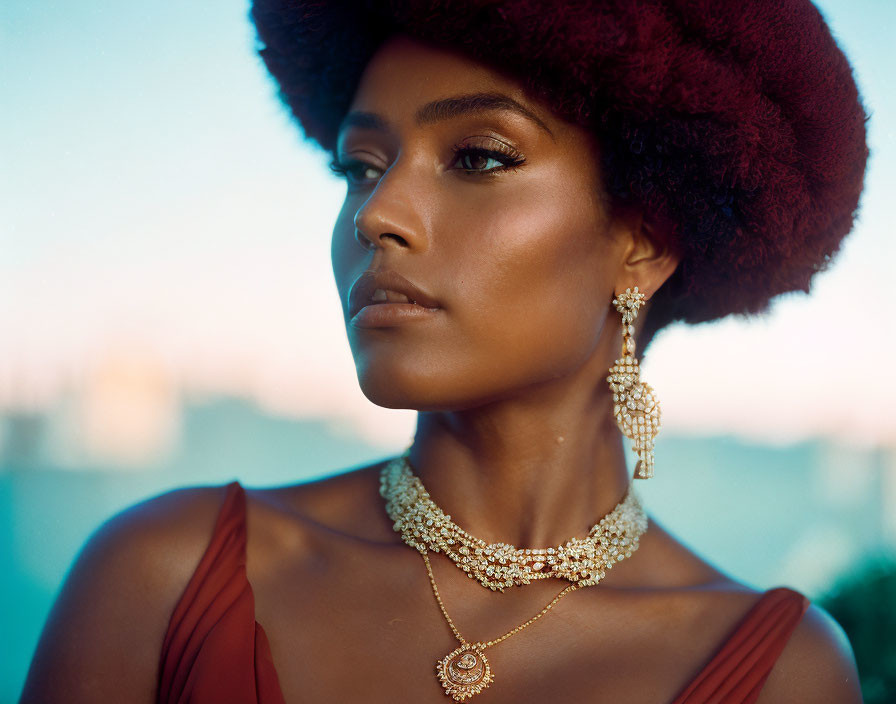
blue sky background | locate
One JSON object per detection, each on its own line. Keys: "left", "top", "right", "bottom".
{"left": 1, "top": 0, "right": 894, "bottom": 447}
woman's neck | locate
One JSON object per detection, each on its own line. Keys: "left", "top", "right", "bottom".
{"left": 410, "top": 366, "right": 632, "bottom": 549}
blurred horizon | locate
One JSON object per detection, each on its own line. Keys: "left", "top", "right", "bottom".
{"left": 3, "top": 388, "right": 895, "bottom": 701}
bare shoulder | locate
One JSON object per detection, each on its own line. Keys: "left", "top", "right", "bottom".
{"left": 757, "top": 601, "right": 862, "bottom": 703}
{"left": 645, "top": 522, "right": 861, "bottom": 703}
{"left": 20, "top": 483, "right": 233, "bottom": 704}
{"left": 631, "top": 522, "right": 861, "bottom": 702}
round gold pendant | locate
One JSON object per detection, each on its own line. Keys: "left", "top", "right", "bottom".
{"left": 436, "top": 643, "right": 493, "bottom": 701}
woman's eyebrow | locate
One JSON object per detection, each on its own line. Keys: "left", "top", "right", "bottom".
{"left": 337, "top": 92, "right": 555, "bottom": 140}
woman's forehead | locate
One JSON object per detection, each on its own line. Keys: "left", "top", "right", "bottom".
{"left": 341, "top": 35, "right": 569, "bottom": 151}
{"left": 348, "top": 35, "right": 543, "bottom": 120}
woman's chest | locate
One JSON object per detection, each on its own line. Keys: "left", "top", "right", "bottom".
{"left": 248, "top": 547, "right": 753, "bottom": 704}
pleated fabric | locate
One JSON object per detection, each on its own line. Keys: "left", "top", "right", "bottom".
{"left": 672, "top": 587, "right": 810, "bottom": 703}
{"left": 157, "top": 481, "right": 285, "bottom": 704}
{"left": 157, "top": 481, "right": 808, "bottom": 704}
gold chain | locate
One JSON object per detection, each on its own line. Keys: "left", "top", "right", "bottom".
{"left": 421, "top": 550, "right": 584, "bottom": 649}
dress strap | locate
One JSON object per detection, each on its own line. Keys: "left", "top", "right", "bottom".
{"left": 158, "top": 481, "right": 285, "bottom": 704}
{"left": 672, "top": 587, "right": 810, "bottom": 704}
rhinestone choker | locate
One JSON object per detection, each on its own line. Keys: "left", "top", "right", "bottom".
{"left": 379, "top": 450, "right": 648, "bottom": 592}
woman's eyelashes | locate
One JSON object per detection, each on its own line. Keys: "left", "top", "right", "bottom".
{"left": 450, "top": 141, "right": 526, "bottom": 174}
{"left": 329, "top": 140, "right": 526, "bottom": 187}
{"left": 328, "top": 158, "right": 382, "bottom": 185}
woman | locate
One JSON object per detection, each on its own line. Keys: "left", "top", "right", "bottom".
{"left": 21, "top": 0, "right": 869, "bottom": 702}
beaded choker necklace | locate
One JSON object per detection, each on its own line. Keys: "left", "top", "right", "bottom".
{"left": 379, "top": 450, "right": 648, "bottom": 592}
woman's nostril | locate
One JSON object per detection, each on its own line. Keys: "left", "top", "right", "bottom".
{"left": 381, "top": 233, "right": 409, "bottom": 247}
{"left": 358, "top": 231, "right": 409, "bottom": 250}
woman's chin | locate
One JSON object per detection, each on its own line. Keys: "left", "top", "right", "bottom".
{"left": 357, "top": 376, "right": 444, "bottom": 412}
{"left": 355, "top": 369, "right": 485, "bottom": 413}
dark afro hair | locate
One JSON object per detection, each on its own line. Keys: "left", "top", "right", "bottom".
{"left": 250, "top": 0, "right": 869, "bottom": 346}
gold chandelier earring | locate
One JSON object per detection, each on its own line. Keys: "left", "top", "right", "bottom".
{"left": 606, "top": 287, "right": 661, "bottom": 479}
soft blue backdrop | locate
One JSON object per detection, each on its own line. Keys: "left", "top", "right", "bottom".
{"left": 2, "top": 1, "right": 894, "bottom": 702}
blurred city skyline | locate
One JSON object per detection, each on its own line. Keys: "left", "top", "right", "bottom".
{"left": 2, "top": 0, "right": 895, "bottom": 452}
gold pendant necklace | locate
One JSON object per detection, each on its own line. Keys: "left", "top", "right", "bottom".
{"left": 421, "top": 549, "right": 583, "bottom": 701}
{"left": 380, "top": 450, "right": 647, "bottom": 700}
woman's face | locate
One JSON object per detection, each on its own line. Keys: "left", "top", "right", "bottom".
{"left": 331, "top": 35, "right": 630, "bottom": 411}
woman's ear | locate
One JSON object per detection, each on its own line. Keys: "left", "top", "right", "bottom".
{"left": 612, "top": 211, "right": 680, "bottom": 299}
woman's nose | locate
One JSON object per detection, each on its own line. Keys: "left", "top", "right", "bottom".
{"left": 352, "top": 163, "right": 429, "bottom": 253}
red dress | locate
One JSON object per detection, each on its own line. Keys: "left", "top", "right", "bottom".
{"left": 158, "top": 482, "right": 809, "bottom": 703}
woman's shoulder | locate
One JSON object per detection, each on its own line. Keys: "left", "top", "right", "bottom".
{"left": 755, "top": 599, "right": 862, "bottom": 703}
{"left": 656, "top": 579, "right": 861, "bottom": 703}
{"left": 20, "top": 482, "right": 236, "bottom": 703}
{"left": 634, "top": 521, "right": 862, "bottom": 703}
{"left": 108, "top": 480, "right": 233, "bottom": 537}
{"left": 80, "top": 482, "right": 237, "bottom": 596}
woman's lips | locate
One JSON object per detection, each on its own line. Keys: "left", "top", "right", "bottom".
{"left": 348, "top": 269, "right": 441, "bottom": 328}
{"left": 350, "top": 301, "right": 441, "bottom": 328}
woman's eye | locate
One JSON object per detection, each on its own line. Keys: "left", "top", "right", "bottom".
{"left": 329, "top": 159, "right": 382, "bottom": 185}
{"left": 450, "top": 146, "right": 525, "bottom": 175}
{"left": 454, "top": 150, "right": 503, "bottom": 172}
